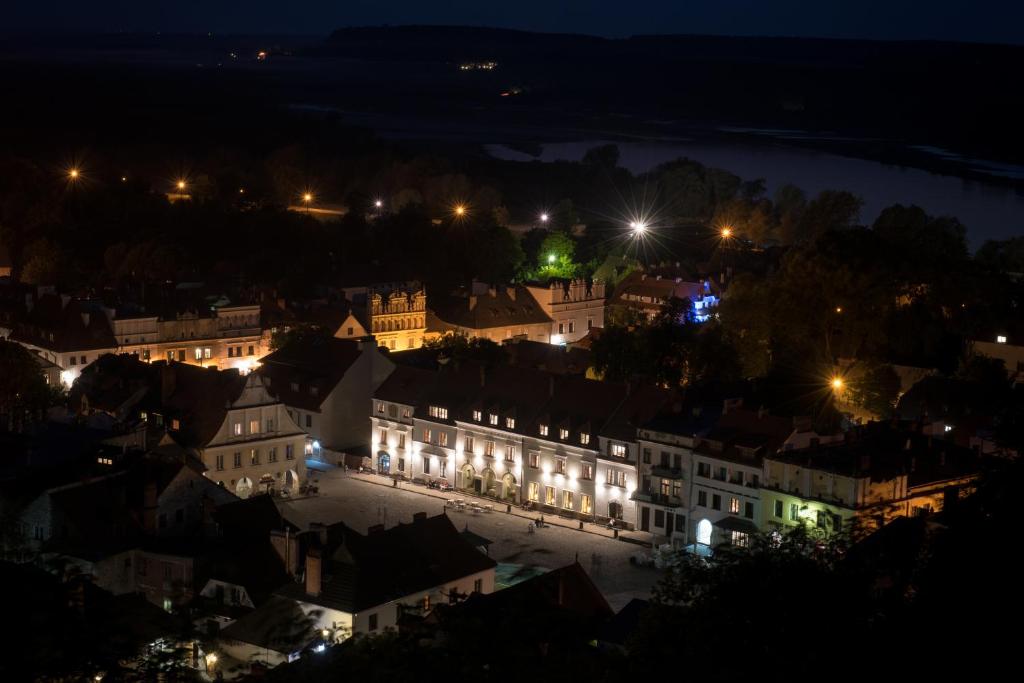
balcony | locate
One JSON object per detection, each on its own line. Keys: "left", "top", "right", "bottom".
{"left": 651, "top": 466, "right": 684, "bottom": 480}
{"left": 631, "top": 491, "right": 684, "bottom": 508}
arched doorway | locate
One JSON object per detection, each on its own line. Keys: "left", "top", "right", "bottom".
{"left": 460, "top": 463, "right": 476, "bottom": 492}
{"left": 285, "top": 469, "right": 300, "bottom": 493}
{"left": 259, "top": 474, "right": 275, "bottom": 494}
{"left": 378, "top": 452, "right": 390, "bottom": 474}
{"left": 501, "top": 472, "right": 517, "bottom": 501}
{"left": 481, "top": 468, "right": 496, "bottom": 497}
{"left": 235, "top": 477, "right": 253, "bottom": 499}
{"left": 696, "top": 519, "right": 713, "bottom": 545}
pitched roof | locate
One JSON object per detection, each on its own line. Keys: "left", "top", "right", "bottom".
{"left": 11, "top": 293, "right": 117, "bottom": 352}
{"left": 429, "top": 286, "right": 552, "bottom": 332}
{"left": 454, "top": 561, "right": 612, "bottom": 620}
{"left": 278, "top": 513, "right": 496, "bottom": 613}
{"left": 220, "top": 594, "right": 318, "bottom": 654}
{"left": 259, "top": 337, "right": 363, "bottom": 411}
{"left": 374, "top": 364, "right": 436, "bottom": 406}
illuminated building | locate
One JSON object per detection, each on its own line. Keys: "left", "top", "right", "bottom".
{"left": 610, "top": 271, "right": 718, "bottom": 323}
{"left": 427, "top": 282, "right": 553, "bottom": 345}
{"left": 761, "top": 428, "right": 979, "bottom": 540}
{"left": 371, "top": 362, "right": 669, "bottom": 529}
{"left": 522, "top": 278, "right": 607, "bottom": 345}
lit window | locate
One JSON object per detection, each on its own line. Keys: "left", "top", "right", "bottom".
{"left": 485, "top": 441, "right": 495, "bottom": 457}
{"left": 379, "top": 428, "right": 388, "bottom": 444}
{"left": 429, "top": 406, "right": 448, "bottom": 420}
{"left": 610, "top": 443, "right": 627, "bottom": 458}
{"left": 562, "top": 491, "right": 574, "bottom": 510}
{"left": 423, "top": 428, "right": 432, "bottom": 443}
{"left": 528, "top": 451, "right": 539, "bottom": 468}
{"left": 465, "top": 436, "right": 475, "bottom": 453}
{"left": 505, "top": 447, "right": 515, "bottom": 463}
{"left": 580, "top": 494, "right": 592, "bottom": 515}
{"left": 439, "top": 432, "right": 449, "bottom": 447}
{"left": 528, "top": 482, "right": 540, "bottom": 501}
{"left": 398, "top": 433, "right": 406, "bottom": 449}
{"left": 580, "top": 433, "right": 590, "bottom": 445}
{"left": 730, "top": 497, "right": 740, "bottom": 514}
{"left": 377, "top": 402, "right": 385, "bottom": 414}
{"left": 505, "top": 417, "right": 515, "bottom": 429}
{"left": 545, "top": 486, "right": 556, "bottom": 505}
{"left": 249, "top": 419, "right": 259, "bottom": 434}
{"left": 559, "top": 427, "right": 569, "bottom": 440}
{"left": 997, "top": 335, "right": 1007, "bottom": 344}
{"left": 539, "top": 424, "right": 549, "bottom": 436}
{"left": 582, "top": 464, "right": 593, "bottom": 480}
{"left": 473, "top": 410, "right": 482, "bottom": 421}
{"left": 489, "top": 413, "right": 498, "bottom": 425}
{"left": 171, "top": 419, "right": 181, "bottom": 430}
{"left": 233, "top": 422, "right": 242, "bottom": 436}
{"left": 555, "top": 458, "right": 566, "bottom": 475}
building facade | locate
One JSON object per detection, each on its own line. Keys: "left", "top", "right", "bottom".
{"left": 523, "top": 278, "right": 606, "bottom": 344}
{"left": 366, "top": 283, "right": 427, "bottom": 351}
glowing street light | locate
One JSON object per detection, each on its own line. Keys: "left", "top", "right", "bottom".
{"left": 831, "top": 377, "right": 844, "bottom": 391}
{"left": 720, "top": 226, "right": 733, "bottom": 239}
{"left": 176, "top": 179, "right": 187, "bottom": 191}
{"left": 453, "top": 204, "right": 467, "bottom": 218}
{"left": 374, "top": 199, "right": 383, "bottom": 209}
{"left": 547, "top": 253, "right": 556, "bottom": 264}
{"left": 539, "top": 212, "right": 549, "bottom": 223}
{"left": 302, "top": 192, "right": 313, "bottom": 203}
{"left": 835, "top": 306, "right": 843, "bottom": 314}
{"left": 68, "top": 168, "right": 80, "bottom": 181}
{"left": 630, "top": 220, "right": 648, "bottom": 234}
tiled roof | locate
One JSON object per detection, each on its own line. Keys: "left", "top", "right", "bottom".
{"left": 11, "top": 293, "right": 117, "bottom": 353}
{"left": 278, "top": 513, "right": 496, "bottom": 613}
{"left": 429, "top": 286, "right": 552, "bottom": 332}
{"left": 259, "top": 337, "right": 364, "bottom": 411}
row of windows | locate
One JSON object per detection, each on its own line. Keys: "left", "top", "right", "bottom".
{"left": 527, "top": 483, "right": 594, "bottom": 514}
{"left": 772, "top": 499, "right": 842, "bottom": 530}
{"left": 215, "top": 445, "right": 295, "bottom": 470}
{"left": 695, "top": 489, "right": 755, "bottom": 518}
{"left": 233, "top": 418, "right": 275, "bottom": 436}
{"left": 696, "top": 461, "right": 759, "bottom": 487}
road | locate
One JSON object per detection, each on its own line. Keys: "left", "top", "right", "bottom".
{"left": 278, "top": 468, "right": 661, "bottom": 610}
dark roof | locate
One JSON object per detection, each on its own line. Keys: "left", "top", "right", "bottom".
{"left": 277, "top": 513, "right": 496, "bottom": 613}
{"left": 696, "top": 407, "right": 799, "bottom": 465}
{"left": 459, "top": 525, "right": 493, "bottom": 548}
{"left": 11, "top": 293, "right": 117, "bottom": 352}
{"left": 259, "top": 337, "right": 363, "bottom": 411}
{"left": 374, "top": 360, "right": 672, "bottom": 447}
{"left": 429, "top": 286, "right": 552, "bottom": 331}
{"left": 221, "top": 594, "right": 318, "bottom": 653}
{"left": 215, "top": 494, "right": 300, "bottom": 541}
{"left": 600, "top": 598, "right": 651, "bottom": 646}
{"left": 765, "top": 425, "right": 980, "bottom": 486}
{"left": 201, "top": 540, "right": 290, "bottom": 606}
{"left": 374, "top": 364, "right": 436, "bottom": 405}
{"left": 454, "top": 562, "right": 612, "bottom": 620}
{"left": 713, "top": 516, "right": 760, "bottom": 534}
{"left": 504, "top": 338, "right": 591, "bottom": 375}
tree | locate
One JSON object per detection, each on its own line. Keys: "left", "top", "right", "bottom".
{"left": 850, "top": 363, "right": 901, "bottom": 417}
{"left": 792, "top": 190, "right": 862, "bottom": 243}
{"left": 581, "top": 143, "right": 620, "bottom": 169}
{"left": 0, "top": 340, "right": 56, "bottom": 430}
{"left": 536, "top": 231, "right": 579, "bottom": 279}
{"left": 423, "top": 333, "right": 507, "bottom": 365}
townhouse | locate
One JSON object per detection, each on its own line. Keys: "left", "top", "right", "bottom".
{"left": 522, "top": 278, "right": 607, "bottom": 344}
{"left": 371, "top": 361, "right": 670, "bottom": 529}
{"left": 428, "top": 282, "right": 554, "bottom": 344}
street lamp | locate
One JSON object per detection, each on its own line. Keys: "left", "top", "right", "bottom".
{"left": 630, "top": 220, "right": 648, "bottom": 234}
{"left": 831, "top": 377, "right": 844, "bottom": 391}
{"left": 539, "top": 212, "right": 549, "bottom": 224}
{"left": 720, "top": 226, "right": 732, "bottom": 239}
{"left": 68, "top": 168, "right": 80, "bottom": 181}
{"left": 374, "top": 199, "right": 383, "bottom": 209}
{"left": 454, "top": 204, "right": 467, "bottom": 218}
{"left": 547, "top": 253, "right": 556, "bottom": 264}
{"left": 176, "top": 179, "right": 187, "bottom": 191}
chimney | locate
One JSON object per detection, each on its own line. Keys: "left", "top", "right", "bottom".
{"left": 271, "top": 529, "right": 301, "bottom": 576}
{"left": 367, "top": 524, "right": 384, "bottom": 535}
{"left": 305, "top": 548, "right": 322, "bottom": 597}
{"left": 309, "top": 522, "right": 328, "bottom": 546}
{"left": 413, "top": 511, "right": 427, "bottom": 523}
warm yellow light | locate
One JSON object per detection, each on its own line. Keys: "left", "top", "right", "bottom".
{"left": 831, "top": 377, "right": 844, "bottom": 390}
{"left": 176, "top": 180, "right": 186, "bottom": 190}
{"left": 120, "top": 176, "right": 127, "bottom": 182}
{"left": 835, "top": 306, "right": 843, "bottom": 313}
{"left": 454, "top": 204, "right": 466, "bottom": 216}
{"left": 68, "top": 168, "right": 80, "bottom": 179}
{"left": 721, "top": 226, "right": 732, "bottom": 238}
{"left": 303, "top": 192, "right": 313, "bottom": 202}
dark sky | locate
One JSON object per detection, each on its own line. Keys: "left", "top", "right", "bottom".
{"left": 7, "top": 0, "right": 1023, "bottom": 44}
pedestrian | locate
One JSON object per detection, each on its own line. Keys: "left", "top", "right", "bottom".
{"left": 392, "top": 477, "right": 397, "bottom": 488}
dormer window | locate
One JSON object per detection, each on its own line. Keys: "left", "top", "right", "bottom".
{"left": 171, "top": 419, "right": 180, "bottom": 430}
{"left": 429, "top": 406, "right": 448, "bottom": 420}
{"left": 580, "top": 433, "right": 590, "bottom": 445}
{"left": 489, "top": 413, "right": 498, "bottom": 425}
{"left": 539, "top": 424, "right": 549, "bottom": 436}
{"left": 610, "top": 443, "right": 626, "bottom": 458}
{"left": 472, "top": 410, "right": 482, "bottom": 422}
{"left": 559, "top": 428, "right": 569, "bottom": 440}
{"left": 505, "top": 417, "right": 515, "bottom": 429}
{"left": 376, "top": 402, "right": 385, "bottom": 414}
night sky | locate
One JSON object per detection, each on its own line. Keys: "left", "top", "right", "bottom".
{"left": 7, "top": 0, "right": 1023, "bottom": 44}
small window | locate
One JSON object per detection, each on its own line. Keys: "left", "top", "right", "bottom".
{"left": 559, "top": 427, "right": 569, "bottom": 440}
{"left": 555, "top": 458, "right": 566, "bottom": 475}
{"left": 489, "top": 413, "right": 498, "bottom": 425}
{"left": 528, "top": 452, "right": 539, "bottom": 468}
{"left": 505, "top": 417, "right": 515, "bottom": 429}
{"left": 368, "top": 613, "right": 378, "bottom": 631}
{"left": 582, "top": 464, "right": 593, "bottom": 480}
{"left": 774, "top": 500, "right": 784, "bottom": 518}
{"left": 439, "top": 432, "right": 449, "bottom": 447}
{"left": 580, "top": 433, "right": 590, "bottom": 445}
{"left": 539, "top": 424, "right": 549, "bottom": 436}
{"left": 610, "top": 443, "right": 626, "bottom": 458}
{"left": 473, "top": 410, "right": 482, "bottom": 422}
